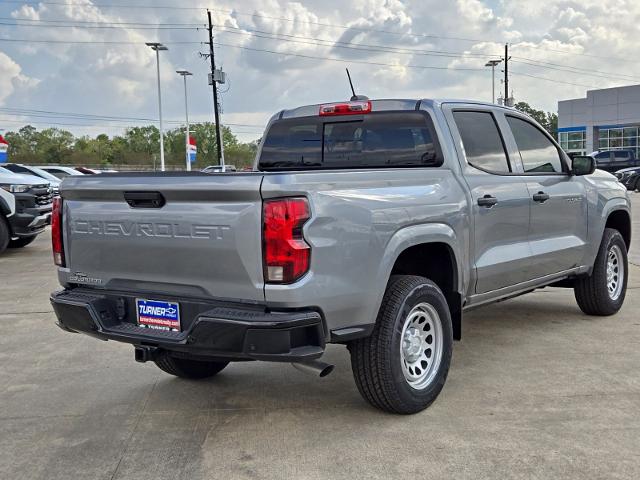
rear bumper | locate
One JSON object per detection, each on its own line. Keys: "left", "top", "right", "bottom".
{"left": 50, "top": 289, "right": 326, "bottom": 362}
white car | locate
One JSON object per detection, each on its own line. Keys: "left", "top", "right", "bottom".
{"left": 38, "top": 165, "right": 85, "bottom": 179}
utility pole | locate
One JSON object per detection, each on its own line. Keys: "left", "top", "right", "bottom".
{"left": 146, "top": 42, "right": 168, "bottom": 171}
{"left": 484, "top": 59, "right": 502, "bottom": 104}
{"left": 504, "top": 43, "right": 510, "bottom": 105}
{"left": 207, "top": 10, "right": 224, "bottom": 170}
{"left": 177, "top": 69, "right": 193, "bottom": 171}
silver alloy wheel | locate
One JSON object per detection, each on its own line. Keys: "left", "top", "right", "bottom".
{"left": 399, "top": 302, "right": 443, "bottom": 390}
{"left": 606, "top": 244, "right": 624, "bottom": 301}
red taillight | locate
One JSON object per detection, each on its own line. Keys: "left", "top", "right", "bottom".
{"left": 51, "top": 196, "right": 65, "bottom": 267}
{"left": 319, "top": 100, "right": 372, "bottom": 116}
{"left": 263, "top": 197, "right": 311, "bottom": 283}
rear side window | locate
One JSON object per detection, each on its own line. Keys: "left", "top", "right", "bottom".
{"left": 453, "top": 111, "right": 510, "bottom": 173}
{"left": 506, "top": 116, "right": 564, "bottom": 173}
{"left": 259, "top": 112, "right": 441, "bottom": 170}
{"left": 614, "top": 151, "right": 629, "bottom": 159}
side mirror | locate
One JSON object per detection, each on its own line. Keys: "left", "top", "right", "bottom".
{"left": 571, "top": 155, "right": 596, "bottom": 176}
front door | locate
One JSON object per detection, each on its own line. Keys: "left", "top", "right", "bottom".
{"left": 503, "top": 114, "right": 588, "bottom": 278}
{"left": 446, "top": 108, "right": 532, "bottom": 294}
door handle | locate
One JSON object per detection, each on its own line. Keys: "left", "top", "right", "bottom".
{"left": 532, "top": 191, "right": 550, "bottom": 203}
{"left": 477, "top": 195, "right": 498, "bottom": 208}
{"left": 124, "top": 191, "right": 166, "bottom": 208}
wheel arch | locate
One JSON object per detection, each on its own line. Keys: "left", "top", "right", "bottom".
{"left": 376, "top": 223, "right": 465, "bottom": 340}
{"left": 604, "top": 208, "right": 631, "bottom": 251}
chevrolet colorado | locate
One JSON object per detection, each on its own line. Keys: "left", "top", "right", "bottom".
{"left": 50, "top": 99, "right": 631, "bottom": 414}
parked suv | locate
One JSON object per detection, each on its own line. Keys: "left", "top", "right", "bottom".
{"left": 50, "top": 99, "right": 631, "bottom": 414}
{"left": 591, "top": 149, "right": 640, "bottom": 172}
{"left": 615, "top": 166, "right": 640, "bottom": 191}
{"left": 2, "top": 164, "right": 61, "bottom": 195}
{"left": 0, "top": 167, "right": 53, "bottom": 254}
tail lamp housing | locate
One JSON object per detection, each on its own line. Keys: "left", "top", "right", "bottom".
{"left": 263, "top": 197, "right": 311, "bottom": 283}
{"left": 51, "top": 196, "right": 65, "bottom": 267}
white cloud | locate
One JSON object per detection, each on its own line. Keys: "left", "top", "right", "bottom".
{"left": 0, "top": 51, "right": 38, "bottom": 106}
{"left": 1, "top": 0, "right": 640, "bottom": 139}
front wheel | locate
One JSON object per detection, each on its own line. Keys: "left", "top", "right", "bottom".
{"left": 574, "top": 228, "right": 628, "bottom": 316}
{"left": 154, "top": 352, "right": 229, "bottom": 379}
{"left": 349, "top": 275, "right": 453, "bottom": 414}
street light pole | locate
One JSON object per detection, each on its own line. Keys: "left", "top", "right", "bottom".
{"left": 146, "top": 42, "right": 168, "bottom": 171}
{"left": 484, "top": 59, "right": 502, "bottom": 104}
{"left": 176, "top": 69, "right": 193, "bottom": 171}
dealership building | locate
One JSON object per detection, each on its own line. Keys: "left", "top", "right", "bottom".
{"left": 557, "top": 84, "right": 640, "bottom": 157}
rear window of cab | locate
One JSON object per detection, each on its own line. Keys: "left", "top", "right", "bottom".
{"left": 258, "top": 112, "right": 443, "bottom": 171}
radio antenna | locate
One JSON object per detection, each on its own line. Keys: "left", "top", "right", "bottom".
{"left": 346, "top": 68, "right": 357, "bottom": 100}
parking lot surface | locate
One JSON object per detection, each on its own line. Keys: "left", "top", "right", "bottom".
{"left": 1, "top": 194, "right": 639, "bottom": 480}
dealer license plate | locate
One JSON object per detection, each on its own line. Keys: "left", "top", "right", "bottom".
{"left": 136, "top": 298, "right": 180, "bottom": 332}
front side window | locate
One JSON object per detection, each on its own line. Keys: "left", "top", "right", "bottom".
{"left": 453, "top": 111, "right": 510, "bottom": 173}
{"left": 507, "top": 116, "right": 564, "bottom": 173}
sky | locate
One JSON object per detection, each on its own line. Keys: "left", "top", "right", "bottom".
{"left": 0, "top": 0, "right": 639, "bottom": 142}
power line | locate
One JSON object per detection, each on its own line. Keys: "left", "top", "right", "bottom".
{"left": 0, "top": 37, "right": 201, "bottom": 45}
{"left": 0, "top": 107, "right": 264, "bottom": 128}
{"left": 6, "top": 18, "right": 633, "bottom": 82}
{"left": 215, "top": 24, "right": 499, "bottom": 60}
{"left": 511, "top": 57, "right": 640, "bottom": 83}
{"left": 0, "top": 21, "right": 202, "bottom": 30}
{"left": 214, "top": 41, "right": 485, "bottom": 72}
{"left": 1, "top": 0, "right": 494, "bottom": 44}
{"left": 509, "top": 70, "right": 600, "bottom": 89}
{"left": 511, "top": 43, "right": 639, "bottom": 64}
{"left": 0, "top": 35, "right": 486, "bottom": 71}
{"left": 3, "top": 16, "right": 202, "bottom": 26}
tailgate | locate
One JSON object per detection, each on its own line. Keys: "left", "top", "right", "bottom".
{"left": 60, "top": 173, "right": 265, "bottom": 302}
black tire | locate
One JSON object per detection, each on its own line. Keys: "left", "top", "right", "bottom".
{"left": 349, "top": 275, "right": 453, "bottom": 414}
{"left": 634, "top": 177, "right": 640, "bottom": 192}
{"left": 154, "top": 352, "right": 229, "bottom": 379}
{"left": 8, "top": 235, "right": 37, "bottom": 249}
{"left": 574, "top": 228, "right": 628, "bottom": 316}
{"left": 0, "top": 217, "right": 9, "bottom": 255}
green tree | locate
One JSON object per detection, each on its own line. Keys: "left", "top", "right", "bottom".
{"left": 3, "top": 122, "right": 259, "bottom": 169}
{"left": 36, "top": 128, "right": 74, "bottom": 164}
{"left": 514, "top": 101, "right": 558, "bottom": 136}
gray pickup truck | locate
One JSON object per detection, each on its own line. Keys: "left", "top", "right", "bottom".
{"left": 51, "top": 99, "right": 632, "bottom": 414}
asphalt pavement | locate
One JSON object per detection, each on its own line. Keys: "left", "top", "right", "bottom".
{"left": 0, "top": 193, "right": 639, "bottom": 480}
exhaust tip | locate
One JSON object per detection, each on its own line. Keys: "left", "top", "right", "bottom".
{"left": 291, "top": 360, "right": 335, "bottom": 378}
{"left": 318, "top": 363, "right": 334, "bottom": 378}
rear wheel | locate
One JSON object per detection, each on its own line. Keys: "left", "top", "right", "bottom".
{"left": 0, "top": 217, "right": 9, "bottom": 255}
{"left": 8, "top": 235, "right": 37, "bottom": 249}
{"left": 574, "top": 228, "right": 628, "bottom": 316}
{"left": 349, "top": 275, "right": 453, "bottom": 414}
{"left": 154, "top": 352, "right": 229, "bottom": 379}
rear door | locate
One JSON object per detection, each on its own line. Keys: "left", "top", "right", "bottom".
{"left": 61, "top": 173, "right": 265, "bottom": 302}
{"left": 502, "top": 114, "right": 588, "bottom": 278}
{"left": 445, "top": 107, "right": 532, "bottom": 294}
